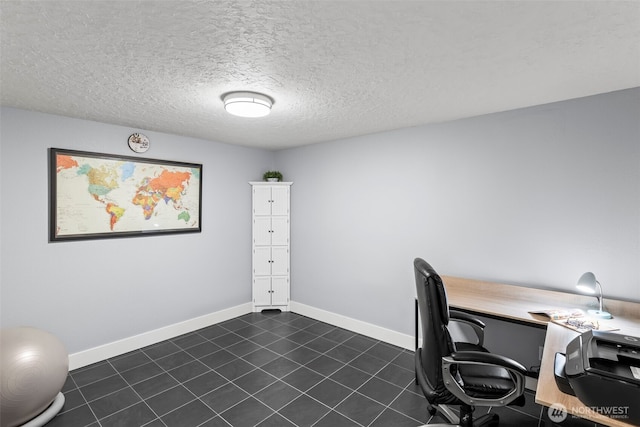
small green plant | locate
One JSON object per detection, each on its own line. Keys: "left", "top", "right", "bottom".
{"left": 263, "top": 170, "right": 283, "bottom": 182}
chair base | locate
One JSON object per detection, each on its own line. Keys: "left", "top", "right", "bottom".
{"left": 424, "top": 403, "right": 499, "bottom": 427}
{"left": 419, "top": 413, "right": 499, "bottom": 427}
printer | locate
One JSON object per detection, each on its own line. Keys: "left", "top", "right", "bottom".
{"left": 555, "top": 330, "right": 640, "bottom": 425}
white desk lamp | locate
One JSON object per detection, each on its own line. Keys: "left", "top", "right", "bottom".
{"left": 576, "top": 272, "right": 612, "bottom": 319}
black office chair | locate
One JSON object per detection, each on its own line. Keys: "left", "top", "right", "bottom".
{"left": 413, "top": 258, "right": 527, "bottom": 427}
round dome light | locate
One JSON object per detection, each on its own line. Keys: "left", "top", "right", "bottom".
{"left": 223, "top": 92, "right": 272, "bottom": 118}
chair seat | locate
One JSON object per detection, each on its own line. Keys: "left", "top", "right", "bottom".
{"left": 459, "top": 364, "right": 526, "bottom": 406}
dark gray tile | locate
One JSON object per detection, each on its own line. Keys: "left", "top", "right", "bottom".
{"left": 233, "top": 368, "right": 277, "bottom": 394}
{"left": 61, "top": 375, "right": 76, "bottom": 393}
{"left": 289, "top": 316, "right": 317, "bottom": 329}
{"left": 197, "top": 324, "right": 229, "bottom": 340}
{"left": 254, "top": 380, "right": 300, "bottom": 411}
{"left": 60, "top": 388, "right": 86, "bottom": 412}
{"left": 303, "top": 321, "right": 335, "bottom": 336}
{"left": 71, "top": 362, "right": 117, "bottom": 387}
{"left": 88, "top": 387, "right": 141, "bottom": 420}
{"left": 220, "top": 396, "right": 274, "bottom": 427}
{"left": 199, "top": 415, "right": 234, "bottom": 427}
{"left": 266, "top": 338, "right": 300, "bottom": 355}
{"left": 270, "top": 323, "right": 300, "bottom": 337}
{"left": 389, "top": 389, "right": 430, "bottom": 423}
{"left": 238, "top": 312, "right": 270, "bottom": 324}
{"left": 99, "top": 402, "right": 156, "bottom": 427}
{"left": 242, "top": 347, "right": 280, "bottom": 367}
{"left": 305, "top": 337, "right": 338, "bottom": 354}
{"left": 200, "top": 349, "right": 237, "bottom": 370}
{"left": 132, "top": 372, "right": 180, "bottom": 399}
{"left": 261, "top": 357, "right": 301, "bottom": 378}
{"left": 145, "top": 385, "right": 195, "bottom": 417}
{"left": 62, "top": 313, "right": 546, "bottom": 427}
{"left": 215, "top": 358, "right": 254, "bottom": 381}
{"left": 314, "top": 410, "right": 361, "bottom": 427}
{"left": 282, "top": 366, "right": 324, "bottom": 392}
{"left": 357, "top": 376, "right": 403, "bottom": 405}
{"left": 142, "top": 341, "right": 181, "bottom": 360}
{"left": 183, "top": 371, "right": 228, "bottom": 396}
{"left": 211, "top": 332, "right": 244, "bottom": 347}
{"left": 143, "top": 419, "right": 167, "bottom": 427}
{"left": 161, "top": 399, "right": 217, "bottom": 427}
{"left": 234, "top": 324, "right": 267, "bottom": 338}
{"left": 368, "top": 342, "right": 404, "bottom": 362}
{"left": 286, "top": 330, "right": 316, "bottom": 345}
{"left": 120, "top": 361, "right": 164, "bottom": 385}
{"left": 47, "top": 404, "right": 98, "bottom": 427}
{"left": 220, "top": 318, "right": 250, "bottom": 332}
{"left": 324, "top": 344, "right": 360, "bottom": 364}
{"left": 375, "top": 361, "right": 414, "bottom": 388}
{"left": 109, "top": 350, "right": 152, "bottom": 373}
{"left": 330, "top": 365, "right": 372, "bottom": 390}
{"left": 167, "top": 359, "right": 210, "bottom": 383}
{"left": 307, "top": 378, "right": 353, "bottom": 408}
{"left": 323, "top": 328, "right": 356, "bottom": 344}
{"left": 227, "top": 338, "right": 262, "bottom": 357}
{"left": 184, "top": 340, "right": 220, "bottom": 359}
{"left": 201, "top": 382, "right": 249, "bottom": 413}
{"left": 335, "top": 392, "right": 386, "bottom": 426}
{"left": 279, "top": 394, "right": 331, "bottom": 427}
{"left": 256, "top": 412, "right": 297, "bottom": 427}
{"left": 306, "top": 354, "right": 344, "bottom": 376}
{"left": 391, "top": 350, "right": 414, "bottom": 370}
{"left": 370, "top": 408, "right": 423, "bottom": 427}
{"left": 249, "top": 331, "right": 281, "bottom": 346}
{"left": 80, "top": 374, "right": 128, "bottom": 401}
{"left": 155, "top": 350, "right": 195, "bottom": 370}
{"left": 343, "top": 335, "right": 377, "bottom": 352}
{"left": 284, "top": 345, "right": 321, "bottom": 364}
{"left": 348, "top": 352, "right": 388, "bottom": 375}
{"left": 171, "top": 332, "right": 207, "bottom": 349}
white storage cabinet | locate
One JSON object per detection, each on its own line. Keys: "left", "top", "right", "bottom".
{"left": 251, "top": 182, "right": 292, "bottom": 311}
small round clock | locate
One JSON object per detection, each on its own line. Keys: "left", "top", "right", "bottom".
{"left": 128, "top": 133, "right": 150, "bottom": 153}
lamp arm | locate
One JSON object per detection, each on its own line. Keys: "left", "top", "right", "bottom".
{"left": 595, "top": 280, "right": 604, "bottom": 312}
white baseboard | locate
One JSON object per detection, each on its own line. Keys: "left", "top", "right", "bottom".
{"left": 290, "top": 301, "right": 415, "bottom": 351}
{"left": 68, "top": 301, "right": 415, "bottom": 371}
{"left": 68, "top": 303, "right": 252, "bottom": 370}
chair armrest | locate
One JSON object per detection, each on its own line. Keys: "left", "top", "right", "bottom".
{"left": 449, "top": 310, "right": 485, "bottom": 347}
{"left": 449, "top": 351, "right": 528, "bottom": 375}
{"left": 441, "top": 351, "right": 527, "bottom": 407}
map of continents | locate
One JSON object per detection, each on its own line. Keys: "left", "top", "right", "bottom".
{"left": 55, "top": 153, "right": 200, "bottom": 236}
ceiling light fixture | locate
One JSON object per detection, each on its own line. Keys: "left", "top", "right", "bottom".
{"left": 223, "top": 91, "right": 272, "bottom": 118}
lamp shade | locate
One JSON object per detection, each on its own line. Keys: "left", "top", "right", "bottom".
{"left": 223, "top": 92, "right": 272, "bottom": 118}
{"left": 576, "top": 272, "right": 597, "bottom": 294}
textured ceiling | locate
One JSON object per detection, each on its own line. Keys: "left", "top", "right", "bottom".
{"left": 1, "top": 1, "right": 639, "bottom": 150}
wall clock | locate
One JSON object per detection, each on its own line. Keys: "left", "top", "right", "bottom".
{"left": 127, "top": 133, "right": 150, "bottom": 153}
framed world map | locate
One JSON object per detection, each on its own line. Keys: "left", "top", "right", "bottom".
{"left": 49, "top": 148, "right": 202, "bottom": 242}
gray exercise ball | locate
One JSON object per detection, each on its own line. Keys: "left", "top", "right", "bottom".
{"left": 0, "top": 327, "right": 68, "bottom": 427}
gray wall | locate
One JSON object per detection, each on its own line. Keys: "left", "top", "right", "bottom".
{"left": 1, "top": 89, "right": 638, "bottom": 360}
{"left": 276, "top": 88, "right": 640, "bottom": 337}
{"left": 0, "top": 108, "right": 274, "bottom": 354}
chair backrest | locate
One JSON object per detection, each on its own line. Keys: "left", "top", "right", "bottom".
{"left": 414, "top": 258, "right": 456, "bottom": 400}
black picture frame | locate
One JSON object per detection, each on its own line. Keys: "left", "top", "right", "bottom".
{"left": 49, "top": 148, "right": 202, "bottom": 242}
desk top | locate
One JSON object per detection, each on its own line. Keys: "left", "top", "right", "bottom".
{"left": 442, "top": 275, "right": 640, "bottom": 329}
{"left": 441, "top": 275, "right": 640, "bottom": 427}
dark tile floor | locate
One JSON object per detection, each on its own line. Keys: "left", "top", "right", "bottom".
{"left": 45, "top": 311, "right": 597, "bottom": 427}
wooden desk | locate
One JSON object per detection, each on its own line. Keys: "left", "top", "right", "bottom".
{"left": 439, "top": 275, "right": 640, "bottom": 427}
